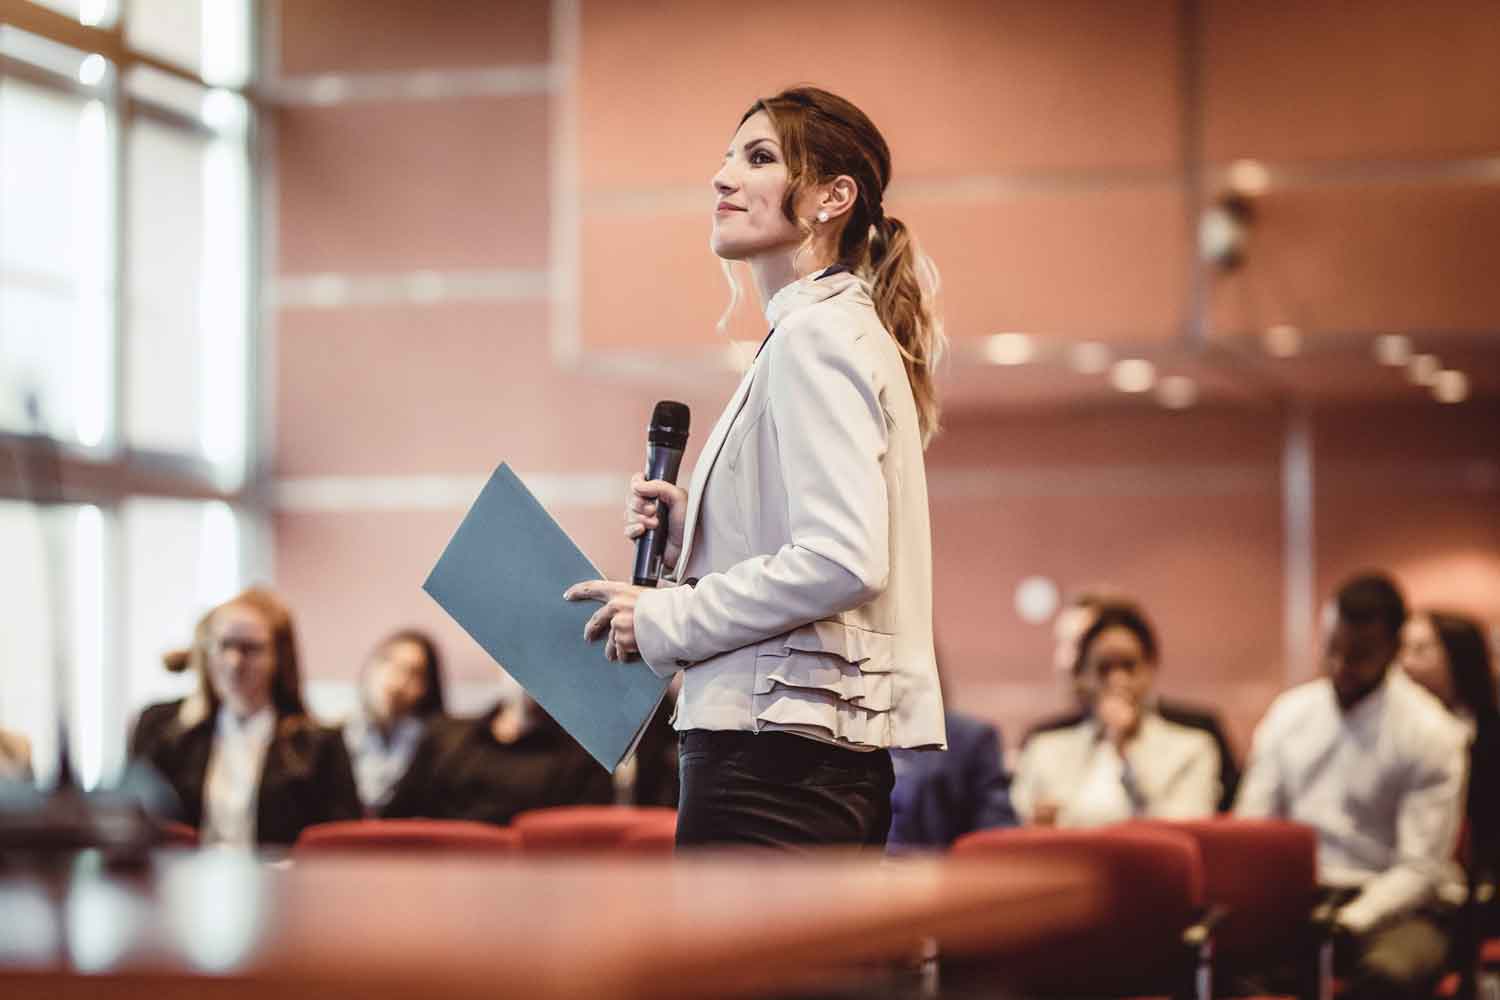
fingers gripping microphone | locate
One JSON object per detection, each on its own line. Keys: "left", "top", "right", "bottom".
{"left": 632, "top": 401, "right": 690, "bottom": 587}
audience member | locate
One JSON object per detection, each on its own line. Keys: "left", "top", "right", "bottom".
{"left": 1237, "top": 574, "right": 1467, "bottom": 1000}
{"left": 140, "top": 587, "right": 362, "bottom": 846}
{"left": 888, "top": 708, "right": 1016, "bottom": 850}
{"left": 341, "top": 628, "right": 447, "bottom": 815}
{"left": 1401, "top": 610, "right": 1500, "bottom": 927}
{"left": 1026, "top": 591, "right": 1241, "bottom": 810}
{"left": 1012, "top": 603, "right": 1220, "bottom": 826}
{"left": 383, "top": 695, "right": 612, "bottom": 826}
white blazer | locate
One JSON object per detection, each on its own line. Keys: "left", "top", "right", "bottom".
{"left": 633, "top": 269, "right": 947, "bottom": 750}
{"left": 1011, "top": 713, "right": 1220, "bottom": 827}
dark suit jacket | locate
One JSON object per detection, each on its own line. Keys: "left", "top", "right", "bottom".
{"left": 129, "top": 699, "right": 185, "bottom": 760}
{"left": 1024, "top": 697, "right": 1241, "bottom": 812}
{"left": 382, "top": 704, "right": 613, "bottom": 826}
{"left": 143, "top": 711, "right": 362, "bottom": 845}
{"left": 888, "top": 711, "right": 1017, "bottom": 850}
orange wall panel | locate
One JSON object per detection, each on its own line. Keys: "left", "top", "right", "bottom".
{"left": 276, "top": 97, "right": 551, "bottom": 275}
{"left": 1209, "top": 183, "right": 1500, "bottom": 336}
{"left": 578, "top": 0, "right": 1182, "bottom": 190}
{"left": 1204, "top": 0, "right": 1500, "bottom": 162}
{"left": 275, "top": 299, "right": 738, "bottom": 477}
{"left": 275, "top": 0, "right": 551, "bottom": 76}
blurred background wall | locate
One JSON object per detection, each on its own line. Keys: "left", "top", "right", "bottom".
{"left": 3, "top": 0, "right": 1497, "bottom": 780}
{"left": 264, "top": 0, "right": 1499, "bottom": 755}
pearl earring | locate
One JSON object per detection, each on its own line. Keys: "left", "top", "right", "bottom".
{"left": 816, "top": 210, "right": 829, "bottom": 223}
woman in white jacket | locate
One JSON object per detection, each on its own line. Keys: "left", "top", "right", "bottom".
{"left": 567, "top": 87, "right": 946, "bottom": 848}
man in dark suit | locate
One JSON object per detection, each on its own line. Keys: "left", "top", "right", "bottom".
{"left": 1025, "top": 593, "right": 1242, "bottom": 812}
{"left": 888, "top": 710, "right": 1016, "bottom": 850}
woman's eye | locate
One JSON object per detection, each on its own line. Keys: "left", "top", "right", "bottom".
{"left": 750, "top": 151, "right": 775, "bottom": 165}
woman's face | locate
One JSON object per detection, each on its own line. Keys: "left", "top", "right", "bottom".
{"left": 1400, "top": 615, "right": 1454, "bottom": 708}
{"left": 710, "top": 111, "right": 805, "bottom": 261}
{"left": 364, "top": 638, "right": 429, "bottom": 724}
{"left": 207, "top": 603, "right": 275, "bottom": 719}
{"left": 1079, "top": 625, "right": 1156, "bottom": 712}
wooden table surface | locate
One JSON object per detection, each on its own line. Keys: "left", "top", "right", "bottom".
{"left": 0, "top": 847, "right": 1099, "bottom": 999}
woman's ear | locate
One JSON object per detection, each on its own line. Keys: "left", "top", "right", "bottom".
{"left": 818, "top": 175, "right": 859, "bottom": 221}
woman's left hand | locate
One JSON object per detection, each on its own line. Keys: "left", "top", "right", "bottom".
{"left": 564, "top": 580, "right": 647, "bottom": 662}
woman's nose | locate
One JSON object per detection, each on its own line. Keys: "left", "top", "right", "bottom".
{"left": 712, "top": 166, "right": 735, "bottom": 197}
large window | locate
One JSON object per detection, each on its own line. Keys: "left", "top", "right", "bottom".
{"left": 0, "top": 0, "right": 257, "bottom": 789}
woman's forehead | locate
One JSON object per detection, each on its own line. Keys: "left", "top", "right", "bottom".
{"left": 731, "top": 110, "right": 776, "bottom": 147}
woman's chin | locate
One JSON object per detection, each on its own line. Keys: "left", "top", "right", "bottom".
{"left": 709, "top": 235, "right": 748, "bottom": 261}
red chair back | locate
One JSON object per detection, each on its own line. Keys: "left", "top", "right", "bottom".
{"left": 157, "top": 820, "right": 199, "bottom": 847}
{"left": 512, "top": 806, "right": 677, "bottom": 853}
{"left": 1133, "top": 818, "right": 1319, "bottom": 966}
{"left": 295, "top": 819, "right": 520, "bottom": 855}
{"left": 617, "top": 811, "right": 678, "bottom": 855}
{"left": 951, "top": 824, "right": 1204, "bottom": 995}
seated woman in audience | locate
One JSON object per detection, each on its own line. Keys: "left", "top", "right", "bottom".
{"left": 1012, "top": 604, "right": 1220, "bottom": 827}
{"left": 383, "top": 694, "right": 611, "bottom": 826}
{"left": 1401, "top": 610, "right": 1500, "bottom": 900}
{"left": 1400, "top": 610, "right": 1499, "bottom": 731}
{"left": 341, "top": 628, "right": 447, "bottom": 815}
{"left": 141, "top": 587, "right": 361, "bottom": 846}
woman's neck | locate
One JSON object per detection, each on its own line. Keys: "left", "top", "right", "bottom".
{"left": 748, "top": 244, "right": 835, "bottom": 307}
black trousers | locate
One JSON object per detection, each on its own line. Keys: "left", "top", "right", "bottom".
{"left": 675, "top": 730, "right": 894, "bottom": 850}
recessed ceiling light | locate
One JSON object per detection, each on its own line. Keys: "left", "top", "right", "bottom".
{"left": 1373, "top": 334, "right": 1413, "bottom": 366}
{"left": 983, "top": 333, "right": 1034, "bottom": 366}
{"left": 1110, "top": 359, "right": 1156, "bottom": 394}
{"left": 1263, "top": 324, "right": 1301, "bottom": 358}
{"left": 1157, "top": 375, "right": 1199, "bottom": 409}
{"left": 1433, "top": 370, "right": 1469, "bottom": 404}
{"left": 1408, "top": 354, "right": 1442, "bottom": 386}
{"left": 1068, "top": 341, "right": 1112, "bottom": 375}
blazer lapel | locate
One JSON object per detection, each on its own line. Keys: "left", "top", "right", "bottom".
{"left": 672, "top": 361, "right": 760, "bottom": 577}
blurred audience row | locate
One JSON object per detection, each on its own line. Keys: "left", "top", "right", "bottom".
{"left": 889, "top": 573, "right": 1494, "bottom": 1000}
{"left": 114, "top": 588, "right": 678, "bottom": 846}
{"left": 0, "top": 569, "right": 1489, "bottom": 999}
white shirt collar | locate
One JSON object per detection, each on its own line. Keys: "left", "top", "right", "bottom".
{"left": 763, "top": 269, "right": 869, "bottom": 329}
{"left": 216, "top": 704, "right": 275, "bottom": 742}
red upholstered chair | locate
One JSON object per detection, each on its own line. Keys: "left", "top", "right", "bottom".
{"left": 156, "top": 820, "right": 199, "bottom": 848}
{"left": 295, "top": 819, "right": 520, "bottom": 855}
{"left": 950, "top": 824, "right": 1209, "bottom": 998}
{"left": 617, "top": 811, "right": 678, "bottom": 855}
{"left": 1132, "top": 818, "right": 1327, "bottom": 1000}
{"left": 512, "top": 805, "right": 677, "bottom": 854}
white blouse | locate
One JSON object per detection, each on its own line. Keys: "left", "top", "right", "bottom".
{"left": 201, "top": 706, "right": 275, "bottom": 847}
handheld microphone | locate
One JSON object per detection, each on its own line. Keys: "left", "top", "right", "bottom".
{"left": 632, "top": 400, "right": 690, "bottom": 587}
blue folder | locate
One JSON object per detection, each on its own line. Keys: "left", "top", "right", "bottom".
{"left": 422, "top": 464, "right": 670, "bottom": 772}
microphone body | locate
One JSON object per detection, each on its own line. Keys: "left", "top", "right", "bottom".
{"left": 632, "top": 401, "right": 690, "bottom": 587}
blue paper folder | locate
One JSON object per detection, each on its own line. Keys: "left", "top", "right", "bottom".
{"left": 422, "top": 464, "right": 670, "bottom": 772}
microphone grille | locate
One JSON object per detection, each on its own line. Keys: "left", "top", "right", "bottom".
{"left": 649, "top": 400, "right": 690, "bottom": 434}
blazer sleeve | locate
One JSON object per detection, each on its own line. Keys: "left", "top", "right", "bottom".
{"left": 634, "top": 313, "right": 890, "bottom": 674}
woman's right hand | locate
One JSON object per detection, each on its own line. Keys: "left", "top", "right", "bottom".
{"left": 624, "top": 473, "right": 689, "bottom": 569}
